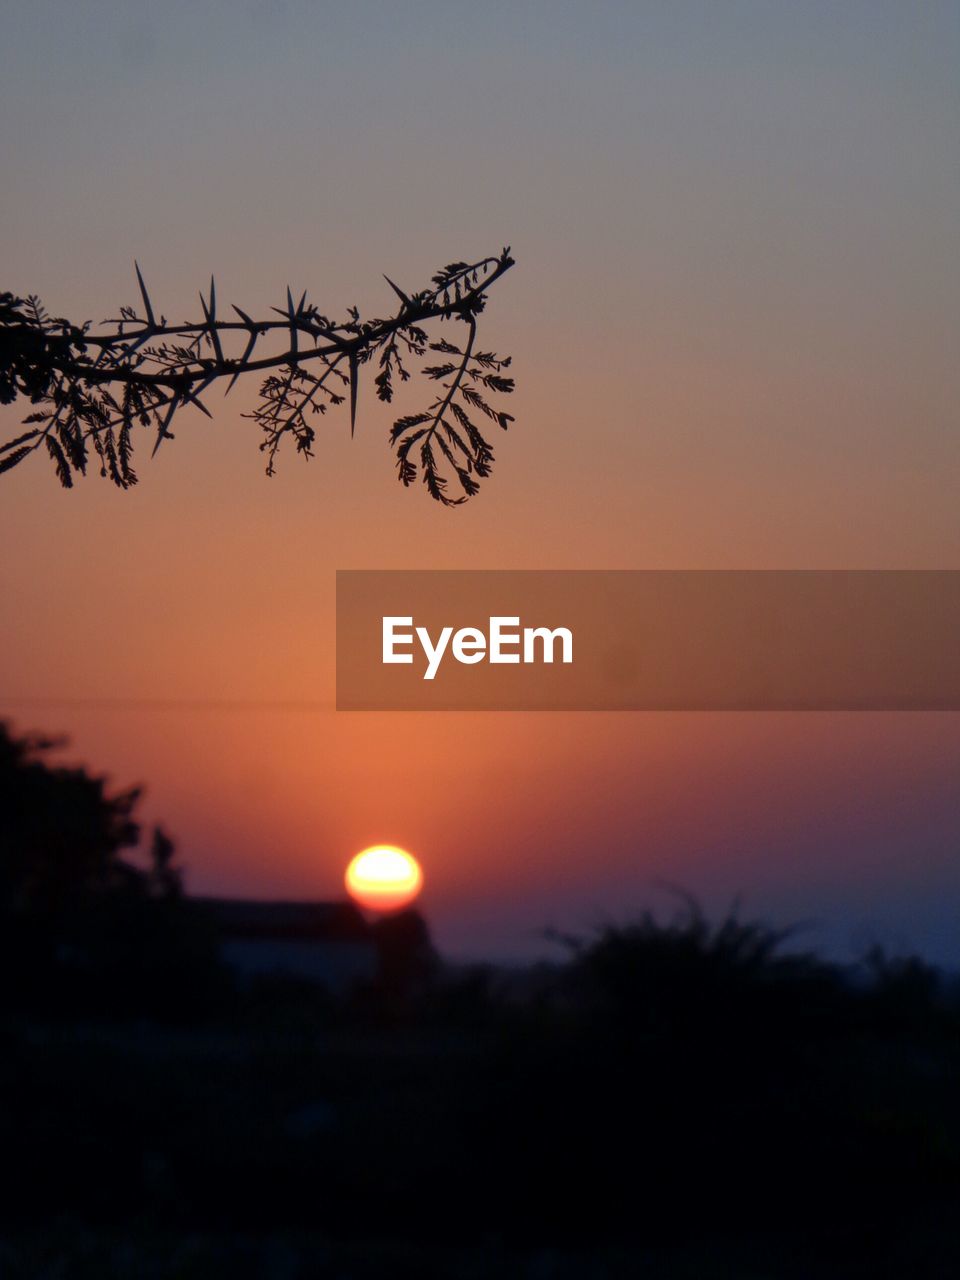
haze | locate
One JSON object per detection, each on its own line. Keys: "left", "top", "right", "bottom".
{"left": 1, "top": 1, "right": 958, "bottom": 961}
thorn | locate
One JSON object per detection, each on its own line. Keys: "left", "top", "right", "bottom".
{"left": 349, "top": 350, "right": 358, "bottom": 437}
{"left": 287, "top": 286, "right": 298, "bottom": 356}
{"left": 134, "top": 262, "right": 155, "bottom": 326}
{"left": 226, "top": 329, "right": 258, "bottom": 394}
{"left": 383, "top": 275, "right": 411, "bottom": 307}
{"left": 181, "top": 384, "right": 213, "bottom": 419}
{"left": 187, "top": 394, "right": 213, "bottom": 419}
{"left": 151, "top": 399, "right": 178, "bottom": 457}
{"left": 198, "top": 289, "right": 224, "bottom": 364}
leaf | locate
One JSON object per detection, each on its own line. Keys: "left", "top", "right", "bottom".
{"left": 1, "top": 428, "right": 41, "bottom": 454}
{"left": 44, "top": 435, "right": 73, "bottom": 488}
{"left": 0, "top": 445, "right": 33, "bottom": 475}
{"left": 390, "top": 412, "right": 430, "bottom": 444}
{"left": 57, "top": 420, "right": 87, "bottom": 473}
{"left": 117, "top": 421, "right": 137, "bottom": 486}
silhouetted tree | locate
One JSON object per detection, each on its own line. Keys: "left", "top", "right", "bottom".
{"left": 0, "top": 722, "right": 176, "bottom": 915}
{"left": 0, "top": 721, "right": 216, "bottom": 1014}
{"left": 0, "top": 249, "right": 516, "bottom": 504}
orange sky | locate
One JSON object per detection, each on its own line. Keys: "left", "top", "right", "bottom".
{"left": 2, "top": 2, "right": 958, "bottom": 960}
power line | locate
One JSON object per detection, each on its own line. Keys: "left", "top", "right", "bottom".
{"left": 0, "top": 696, "right": 334, "bottom": 713}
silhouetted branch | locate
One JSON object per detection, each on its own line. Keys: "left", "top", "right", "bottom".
{"left": 0, "top": 249, "right": 516, "bottom": 504}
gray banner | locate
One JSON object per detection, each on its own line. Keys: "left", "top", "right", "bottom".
{"left": 336, "top": 571, "right": 960, "bottom": 711}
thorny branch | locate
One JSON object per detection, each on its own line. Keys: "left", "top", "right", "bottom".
{"left": 0, "top": 249, "right": 515, "bottom": 505}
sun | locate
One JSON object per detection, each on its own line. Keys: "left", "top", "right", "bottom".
{"left": 345, "top": 845, "right": 424, "bottom": 913}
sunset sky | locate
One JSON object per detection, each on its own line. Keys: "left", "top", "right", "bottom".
{"left": 2, "top": 1, "right": 959, "bottom": 961}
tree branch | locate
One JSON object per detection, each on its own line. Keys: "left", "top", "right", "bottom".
{"left": 0, "top": 250, "right": 516, "bottom": 503}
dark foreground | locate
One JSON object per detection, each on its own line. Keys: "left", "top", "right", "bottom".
{"left": 3, "top": 912, "right": 960, "bottom": 1280}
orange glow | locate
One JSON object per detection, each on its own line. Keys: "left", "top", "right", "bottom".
{"left": 345, "top": 845, "right": 423, "bottom": 912}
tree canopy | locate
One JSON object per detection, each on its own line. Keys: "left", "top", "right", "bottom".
{"left": 0, "top": 721, "right": 210, "bottom": 1014}
{"left": 0, "top": 721, "right": 179, "bottom": 919}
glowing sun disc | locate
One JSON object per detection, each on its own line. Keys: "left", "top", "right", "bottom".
{"left": 345, "top": 845, "right": 423, "bottom": 912}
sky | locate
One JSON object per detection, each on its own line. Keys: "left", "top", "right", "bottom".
{"left": 2, "top": 1, "right": 959, "bottom": 962}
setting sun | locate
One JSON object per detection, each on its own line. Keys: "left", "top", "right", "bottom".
{"left": 344, "top": 845, "right": 424, "bottom": 913}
